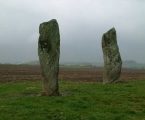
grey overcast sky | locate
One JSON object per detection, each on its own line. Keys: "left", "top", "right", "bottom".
{"left": 0, "top": 0, "right": 145, "bottom": 63}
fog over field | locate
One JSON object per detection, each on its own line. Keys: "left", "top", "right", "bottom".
{"left": 0, "top": 0, "right": 145, "bottom": 64}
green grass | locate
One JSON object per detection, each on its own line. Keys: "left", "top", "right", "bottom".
{"left": 0, "top": 80, "right": 145, "bottom": 120}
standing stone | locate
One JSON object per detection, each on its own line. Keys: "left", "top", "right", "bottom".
{"left": 102, "top": 28, "right": 122, "bottom": 84}
{"left": 38, "top": 19, "right": 60, "bottom": 96}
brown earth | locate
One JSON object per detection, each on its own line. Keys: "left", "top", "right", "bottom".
{"left": 0, "top": 64, "right": 145, "bottom": 83}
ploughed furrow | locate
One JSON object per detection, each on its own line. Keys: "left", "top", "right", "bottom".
{"left": 0, "top": 65, "right": 145, "bottom": 83}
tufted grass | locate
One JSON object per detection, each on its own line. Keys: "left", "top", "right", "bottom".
{"left": 0, "top": 80, "right": 145, "bottom": 120}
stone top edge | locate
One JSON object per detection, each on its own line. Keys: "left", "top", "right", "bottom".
{"left": 40, "top": 19, "right": 58, "bottom": 25}
{"left": 108, "top": 27, "right": 116, "bottom": 33}
{"left": 102, "top": 27, "right": 116, "bottom": 36}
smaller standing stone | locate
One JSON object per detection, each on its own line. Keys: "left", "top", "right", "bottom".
{"left": 102, "top": 28, "right": 122, "bottom": 84}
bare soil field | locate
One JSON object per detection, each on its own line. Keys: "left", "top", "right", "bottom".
{"left": 0, "top": 64, "right": 145, "bottom": 83}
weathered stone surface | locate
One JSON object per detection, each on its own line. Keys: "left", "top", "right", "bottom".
{"left": 38, "top": 19, "right": 60, "bottom": 96}
{"left": 102, "top": 28, "right": 122, "bottom": 84}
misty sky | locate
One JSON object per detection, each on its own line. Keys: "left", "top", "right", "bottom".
{"left": 0, "top": 0, "right": 145, "bottom": 63}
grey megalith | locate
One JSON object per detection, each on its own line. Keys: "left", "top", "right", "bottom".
{"left": 38, "top": 19, "right": 60, "bottom": 96}
{"left": 102, "top": 28, "right": 122, "bottom": 84}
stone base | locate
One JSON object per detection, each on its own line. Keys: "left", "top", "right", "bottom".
{"left": 39, "top": 91, "right": 60, "bottom": 96}
{"left": 103, "top": 80, "right": 125, "bottom": 84}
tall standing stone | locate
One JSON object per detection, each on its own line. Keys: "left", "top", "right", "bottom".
{"left": 102, "top": 28, "right": 122, "bottom": 84}
{"left": 38, "top": 19, "right": 60, "bottom": 96}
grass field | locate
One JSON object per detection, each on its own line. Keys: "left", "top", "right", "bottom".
{"left": 0, "top": 80, "right": 145, "bottom": 120}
